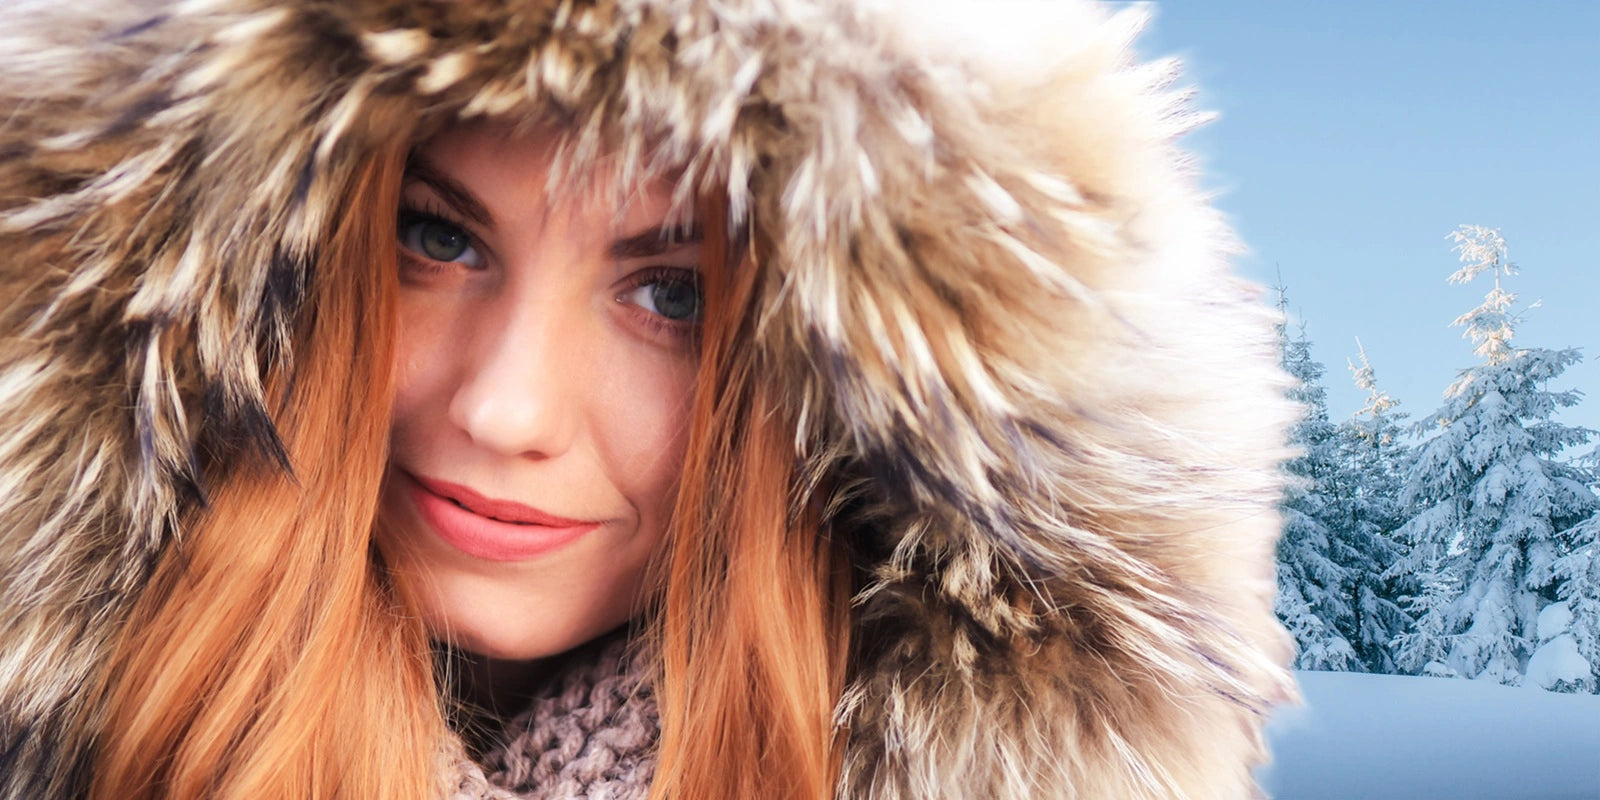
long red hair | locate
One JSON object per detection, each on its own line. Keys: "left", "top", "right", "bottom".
{"left": 648, "top": 195, "right": 855, "bottom": 800}
{"left": 91, "top": 153, "right": 853, "bottom": 799}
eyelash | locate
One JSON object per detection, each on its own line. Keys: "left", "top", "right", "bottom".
{"left": 396, "top": 201, "right": 478, "bottom": 276}
{"left": 616, "top": 266, "right": 703, "bottom": 345}
{"left": 395, "top": 202, "right": 704, "bottom": 346}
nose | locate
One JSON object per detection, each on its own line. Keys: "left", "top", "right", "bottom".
{"left": 446, "top": 288, "right": 583, "bottom": 459}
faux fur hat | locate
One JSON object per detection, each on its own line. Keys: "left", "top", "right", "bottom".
{"left": 0, "top": 0, "right": 1298, "bottom": 797}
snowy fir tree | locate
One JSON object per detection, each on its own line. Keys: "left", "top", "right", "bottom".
{"left": 1530, "top": 512, "right": 1600, "bottom": 692}
{"left": 1392, "top": 553, "right": 1462, "bottom": 678}
{"left": 1273, "top": 288, "right": 1356, "bottom": 670}
{"left": 1557, "top": 451, "right": 1600, "bottom": 691}
{"left": 1331, "top": 343, "right": 1413, "bottom": 673}
{"left": 1388, "top": 225, "right": 1598, "bottom": 686}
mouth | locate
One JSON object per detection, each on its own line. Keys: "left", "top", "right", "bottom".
{"left": 398, "top": 470, "right": 602, "bottom": 562}
{"left": 411, "top": 473, "right": 598, "bottom": 526}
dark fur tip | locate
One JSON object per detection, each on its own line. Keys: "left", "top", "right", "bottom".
{"left": 239, "top": 401, "right": 294, "bottom": 476}
{"left": 108, "top": 13, "right": 170, "bottom": 41}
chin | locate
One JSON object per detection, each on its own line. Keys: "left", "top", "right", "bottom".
{"left": 446, "top": 625, "right": 565, "bottom": 662}
{"left": 426, "top": 603, "right": 595, "bottom": 662}
{"left": 411, "top": 566, "right": 640, "bottom": 662}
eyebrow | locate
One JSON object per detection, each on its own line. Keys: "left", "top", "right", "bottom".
{"left": 608, "top": 222, "right": 704, "bottom": 260}
{"left": 403, "top": 155, "right": 495, "bottom": 229}
{"left": 404, "top": 153, "right": 703, "bottom": 259}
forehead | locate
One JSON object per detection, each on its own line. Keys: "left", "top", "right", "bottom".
{"left": 413, "top": 120, "right": 689, "bottom": 234}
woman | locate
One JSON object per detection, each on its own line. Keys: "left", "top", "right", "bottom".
{"left": 0, "top": 0, "right": 1298, "bottom": 798}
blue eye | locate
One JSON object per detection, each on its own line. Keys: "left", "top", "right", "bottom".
{"left": 648, "top": 278, "right": 702, "bottom": 321}
{"left": 620, "top": 270, "right": 702, "bottom": 323}
{"left": 399, "top": 212, "right": 483, "bottom": 268}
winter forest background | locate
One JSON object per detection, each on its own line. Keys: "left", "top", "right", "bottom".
{"left": 1274, "top": 224, "right": 1598, "bottom": 693}
{"left": 1133, "top": 3, "right": 1600, "bottom": 698}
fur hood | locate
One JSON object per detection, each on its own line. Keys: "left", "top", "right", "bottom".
{"left": 0, "top": 0, "right": 1297, "bottom": 797}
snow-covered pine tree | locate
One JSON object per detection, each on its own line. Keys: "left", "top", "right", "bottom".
{"left": 1388, "top": 225, "right": 1598, "bottom": 685}
{"left": 1536, "top": 449, "right": 1600, "bottom": 692}
{"left": 1333, "top": 342, "right": 1412, "bottom": 673}
{"left": 1531, "top": 512, "right": 1600, "bottom": 692}
{"left": 1392, "top": 552, "right": 1462, "bottom": 678}
{"left": 1274, "top": 287, "right": 1356, "bottom": 670}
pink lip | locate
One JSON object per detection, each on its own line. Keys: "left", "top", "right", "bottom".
{"left": 401, "top": 472, "right": 601, "bottom": 562}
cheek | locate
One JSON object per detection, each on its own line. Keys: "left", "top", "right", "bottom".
{"left": 589, "top": 339, "right": 698, "bottom": 527}
{"left": 389, "top": 295, "right": 460, "bottom": 449}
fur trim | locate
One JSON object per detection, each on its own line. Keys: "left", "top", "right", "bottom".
{"left": 0, "top": 0, "right": 1297, "bottom": 797}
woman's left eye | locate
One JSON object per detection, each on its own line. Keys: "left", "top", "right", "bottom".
{"left": 398, "top": 212, "right": 484, "bottom": 269}
{"left": 618, "top": 269, "right": 703, "bottom": 324}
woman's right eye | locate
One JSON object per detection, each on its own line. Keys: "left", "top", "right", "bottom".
{"left": 398, "top": 212, "right": 485, "bottom": 269}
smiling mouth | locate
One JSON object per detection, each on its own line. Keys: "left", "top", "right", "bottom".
{"left": 408, "top": 472, "right": 599, "bottom": 527}
{"left": 399, "top": 471, "right": 602, "bottom": 562}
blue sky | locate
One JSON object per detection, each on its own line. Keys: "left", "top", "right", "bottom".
{"left": 1136, "top": 2, "right": 1599, "bottom": 441}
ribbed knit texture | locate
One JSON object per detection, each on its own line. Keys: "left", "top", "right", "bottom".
{"left": 446, "top": 635, "right": 659, "bottom": 799}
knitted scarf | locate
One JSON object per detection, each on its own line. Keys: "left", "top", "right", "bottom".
{"left": 443, "top": 635, "right": 659, "bottom": 800}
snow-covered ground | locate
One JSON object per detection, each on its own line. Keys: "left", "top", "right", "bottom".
{"left": 1261, "top": 671, "right": 1600, "bottom": 800}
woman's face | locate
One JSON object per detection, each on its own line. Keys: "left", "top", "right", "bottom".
{"left": 378, "top": 123, "right": 702, "bottom": 661}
